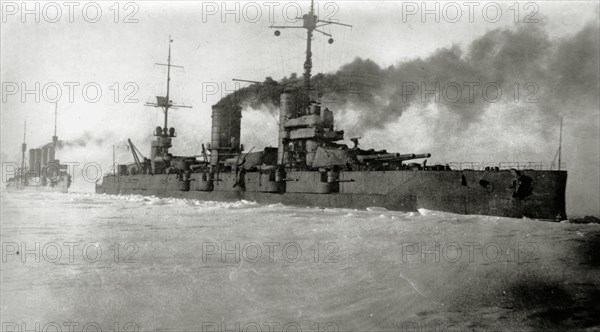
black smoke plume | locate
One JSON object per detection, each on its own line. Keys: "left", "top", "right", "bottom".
{"left": 217, "top": 21, "right": 599, "bottom": 137}
{"left": 58, "top": 131, "right": 108, "bottom": 149}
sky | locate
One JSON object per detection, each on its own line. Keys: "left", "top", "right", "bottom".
{"left": 1, "top": 1, "right": 599, "bottom": 215}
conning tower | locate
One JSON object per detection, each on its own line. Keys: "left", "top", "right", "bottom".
{"left": 277, "top": 90, "right": 342, "bottom": 167}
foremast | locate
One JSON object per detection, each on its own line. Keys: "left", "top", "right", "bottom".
{"left": 53, "top": 102, "right": 58, "bottom": 149}
{"left": 20, "top": 121, "right": 26, "bottom": 182}
{"left": 144, "top": 36, "right": 191, "bottom": 175}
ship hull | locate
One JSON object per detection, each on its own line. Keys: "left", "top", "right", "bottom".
{"left": 96, "top": 169, "right": 567, "bottom": 220}
{"left": 6, "top": 177, "right": 70, "bottom": 194}
{"left": 6, "top": 186, "right": 68, "bottom": 194}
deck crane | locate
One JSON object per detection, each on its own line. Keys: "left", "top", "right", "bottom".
{"left": 128, "top": 138, "right": 146, "bottom": 172}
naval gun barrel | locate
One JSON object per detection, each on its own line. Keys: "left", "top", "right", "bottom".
{"left": 357, "top": 153, "right": 431, "bottom": 163}
{"left": 357, "top": 153, "right": 416, "bottom": 163}
{"left": 386, "top": 153, "right": 431, "bottom": 162}
{"left": 412, "top": 153, "right": 432, "bottom": 159}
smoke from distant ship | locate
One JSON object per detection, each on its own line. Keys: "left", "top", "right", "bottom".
{"left": 57, "top": 131, "right": 109, "bottom": 149}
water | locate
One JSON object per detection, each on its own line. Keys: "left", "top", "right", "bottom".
{"left": 1, "top": 191, "right": 598, "bottom": 332}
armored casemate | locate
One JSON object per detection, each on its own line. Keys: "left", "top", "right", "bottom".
{"left": 96, "top": 1, "right": 567, "bottom": 220}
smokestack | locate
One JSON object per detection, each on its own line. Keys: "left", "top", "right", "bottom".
{"left": 278, "top": 89, "right": 294, "bottom": 165}
{"left": 34, "top": 149, "right": 42, "bottom": 175}
{"left": 42, "top": 147, "right": 49, "bottom": 166}
{"left": 210, "top": 105, "right": 222, "bottom": 166}
{"left": 210, "top": 105, "right": 222, "bottom": 149}
{"left": 53, "top": 102, "right": 58, "bottom": 149}
{"left": 210, "top": 104, "right": 242, "bottom": 165}
{"left": 48, "top": 146, "right": 55, "bottom": 163}
{"left": 29, "top": 149, "right": 35, "bottom": 173}
{"left": 21, "top": 121, "right": 26, "bottom": 175}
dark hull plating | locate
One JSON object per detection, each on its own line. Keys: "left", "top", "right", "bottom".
{"left": 97, "top": 169, "right": 567, "bottom": 220}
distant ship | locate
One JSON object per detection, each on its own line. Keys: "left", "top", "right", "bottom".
{"left": 96, "top": 1, "right": 567, "bottom": 220}
{"left": 6, "top": 104, "right": 71, "bottom": 193}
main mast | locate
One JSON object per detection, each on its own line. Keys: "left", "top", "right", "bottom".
{"left": 270, "top": 0, "right": 351, "bottom": 166}
{"left": 52, "top": 102, "right": 58, "bottom": 148}
{"left": 558, "top": 116, "right": 563, "bottom": 171}
{"left": 164, "top": 37, "right": 172, "bottom": 129}
{"left": 21, "top": 120, "right": 26, "bottom": 178}
{"left": 303, "top": 0, "right": 315, "bottom": 94}
{"left": 270, "top": 0, "right": 351, "bottom": 98}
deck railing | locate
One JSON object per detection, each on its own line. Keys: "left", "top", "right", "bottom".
{"left": 443, "top": 161, "right": 565, "bottom": 171}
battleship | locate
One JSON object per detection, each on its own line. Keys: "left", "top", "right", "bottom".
{"left": 6, "top": 104, "right": 71, "bottom": 193}
{"left": 96, "top": 1, "right": 567, "bottom": 220}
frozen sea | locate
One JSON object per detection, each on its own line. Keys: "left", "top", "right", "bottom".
{"left": 1, "top": 191, "right": 599, "bottom": 332}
